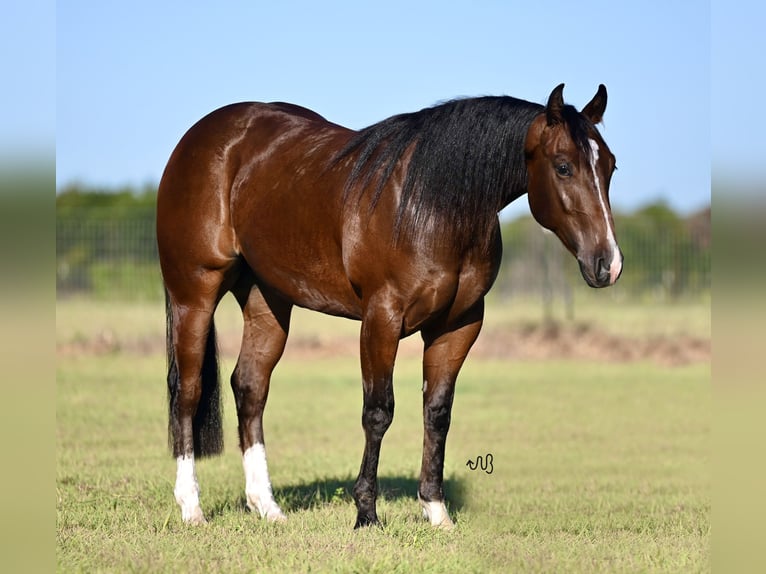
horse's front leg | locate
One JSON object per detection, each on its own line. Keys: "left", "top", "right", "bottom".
{"left": 352, "top": 296, "right": 402, "bottom": 528}
{"left": 419, "top": 300, "right": 484, "bottom": 529}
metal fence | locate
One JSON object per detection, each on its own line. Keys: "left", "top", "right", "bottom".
{"left": 56, "top": 211, "right": 710, "bottom": 303}
{"left": 57, "top": 216, "right": 162, "bottom": 300}
{"left": 493, "top": 213, "right": 711, "bottom": 305}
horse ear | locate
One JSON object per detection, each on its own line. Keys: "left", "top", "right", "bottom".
{"left": 582, "top": 84, "right": 607, "bottom": 124}
{"left": 546, "top": 83, "right": 566, "bottom": 126}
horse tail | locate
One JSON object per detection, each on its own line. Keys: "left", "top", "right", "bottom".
{"left": 165, "top": 288, "right": 224, "bottom": 458}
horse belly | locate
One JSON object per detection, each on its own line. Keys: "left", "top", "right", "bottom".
{"left": 262, "top": 256, "right": 361, "bottom": 319}
{"left": 234, "top": 202, "right": 362, "bottom": 319}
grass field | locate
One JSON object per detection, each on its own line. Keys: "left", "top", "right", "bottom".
{"left": 56, "top": 298, "right": 710, "bottom": 572}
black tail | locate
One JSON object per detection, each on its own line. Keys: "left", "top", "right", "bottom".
{"left": 166, "top": 289, "right": 224, "bottom": 458}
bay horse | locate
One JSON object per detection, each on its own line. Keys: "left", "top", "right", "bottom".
{"left": 157, "top": 84, "right": 622, "bottom": 529}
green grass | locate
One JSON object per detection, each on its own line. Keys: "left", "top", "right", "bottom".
{"left": 57, "top": 335, "right": 710, "bottom": 572}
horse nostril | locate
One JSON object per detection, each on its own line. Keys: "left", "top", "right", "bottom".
{"left": 596, "top": 256, "right": 610, "bottom": 283}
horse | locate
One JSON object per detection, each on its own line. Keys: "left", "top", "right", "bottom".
{"left": 156, "top": 83, "right": 622, "bottom": 529}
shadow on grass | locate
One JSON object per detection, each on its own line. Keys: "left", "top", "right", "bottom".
{"left": 274, "top": 474, "right": 467, "bottom": 514}
{"left": 205, "top": 475, "right": 467, "bottom": 522}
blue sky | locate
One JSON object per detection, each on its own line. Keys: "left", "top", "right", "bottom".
{"left": 0, "top": 0, "right": 54, "bottom": 161}
{"left": 43, "top": 2, "right": 744, "bottom": 216}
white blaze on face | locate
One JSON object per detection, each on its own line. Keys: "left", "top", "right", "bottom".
{"left": 243, "top": 443, "right": 286, "bottom": 521}
{"left": 175, "top": 454, "right": 206, "bottom": 525}
{"left": 588, "top": 138, "right": 623, "bottom": 284}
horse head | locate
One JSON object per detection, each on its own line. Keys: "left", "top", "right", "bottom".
{"left": 525, "top": 84, "right": 623, "bottom": 288}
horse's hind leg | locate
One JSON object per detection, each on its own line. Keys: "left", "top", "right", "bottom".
{"left": 231, "top": 280, "right": 292, "bottom": 521}
{"left": 418, "top": 301, "right": 484, "bottom": 529}
{"left": 166, "top": 276, "right": 226, "bottom": 525}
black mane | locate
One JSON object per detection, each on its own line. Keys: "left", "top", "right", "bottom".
{"left": 334, "top": 96, "right": 544, "bottom": 251}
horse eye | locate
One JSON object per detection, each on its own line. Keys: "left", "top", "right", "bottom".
{"left": 555, "top": 163, "right": 572, "bottom": 177}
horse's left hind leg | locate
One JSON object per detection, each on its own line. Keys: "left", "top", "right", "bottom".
{"left": 418, "top": 301, "right": 484, "bottom": 529}
{"left": 231, "top": 281, "right": 292, "bottom": 522}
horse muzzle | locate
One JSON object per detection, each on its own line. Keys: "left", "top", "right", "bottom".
{"left": 578, "top": 250, "right": 623, "bottom": 288}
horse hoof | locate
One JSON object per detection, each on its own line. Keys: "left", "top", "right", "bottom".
{"left": 353, "top": 514, "right": 381, "bottom": 529}
{"left": 418, "top": 496, "right": 455, "bottom": 530}
{"left": 183, "top": 509, "right": 207, "bottom": 526}
{"left": 265, "top": 510, "right": 287, "bottom": 523}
